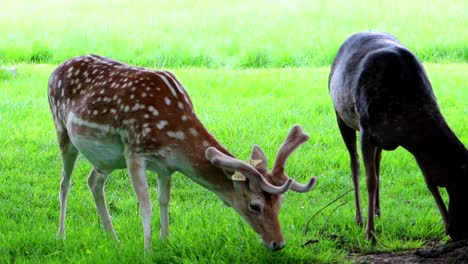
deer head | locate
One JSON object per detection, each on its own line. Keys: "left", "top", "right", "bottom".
{"left": 205, "top": 125, "right": 316, "bottom": 250}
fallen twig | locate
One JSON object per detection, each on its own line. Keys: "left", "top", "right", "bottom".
{"left": 303, "top": 188, "right": 353, "bottom": 236}
{"left": 302, "top": 239, "right": 319, "bottom": 247}
{"left": 318, "top": 201, "right": 348, "bottom": 237}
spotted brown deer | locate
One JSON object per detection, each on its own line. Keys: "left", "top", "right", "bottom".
{"left": 47, "top": 54, "right": 316, "bottom": 251}
{"left": 329, "top": 31, "right": 468, "bottom": 242}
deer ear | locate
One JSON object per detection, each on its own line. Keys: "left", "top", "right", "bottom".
{"left": 221, "top": 169, "right": 247, "bottom": 181}
{"left": 231, "top": 171, "right": 247, "bottom": 181}
{"left": 250, "top": 145, "right": 268, "bottom": 174}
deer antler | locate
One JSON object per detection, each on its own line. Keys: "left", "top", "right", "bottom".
{"left": 206, "top": 147, "right": 292, "bottom": 195}
{"left": 272, "top": 125, "right": 316, "bottom": 192}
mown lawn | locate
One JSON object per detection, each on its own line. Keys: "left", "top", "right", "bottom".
{"left": 0, "top": 63, "right": 466, "bottom": 263}
{"left": 0, "top": 0, "right": 467, "bottom": 263}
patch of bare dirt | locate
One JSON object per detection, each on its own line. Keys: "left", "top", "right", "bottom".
{"left": 354, "top": 240, "right": 468, "bottom": 264}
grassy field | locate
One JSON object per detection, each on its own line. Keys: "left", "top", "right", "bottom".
{"left": 1, "top": 0, "right": 467, "bottom": 263}
{"left": 1, "top": 64, "right": 467, "bottom": 263}
{"left": 0, "top": 0, "right": 467, "bottom": 68}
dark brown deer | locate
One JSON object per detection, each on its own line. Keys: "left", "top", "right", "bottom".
{"left": 328, "top": 31, "right": 468, "bottom": 242}
{"left": 47, "top": 54, "right": 316, "bottom": 251}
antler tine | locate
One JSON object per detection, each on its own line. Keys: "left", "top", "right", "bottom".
{"left": 272, "top": 125, "right": 309, "bottom": 176}
{"left": 290, "top": 177, "right": 316, "bottom": 192}
{"left": 271, "top": 125, "right": 317, "bottom": 193}
{"left": 205, "top": 147, "right": 292, "bottom": 195}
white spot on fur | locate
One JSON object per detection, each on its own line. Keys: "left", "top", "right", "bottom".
{"left": 148, "top": 106, "right": 159, "bottom": 116}
{"left": 143, "top": 127, "right": 151, "bottom": 135}
{"left": 156, "top": 120, "right": 168, "bottom": 129}
{"left": 167, "top": 131, "right": 185, "bottom": 140}
{"left": 131, "top": 103, "right": 140, "bottom": 111}
{"left": 164, "top": 97, "right": 171, "bottom": 105}
{"left": 189, "top": 128, "right": 198, "bottom": 137}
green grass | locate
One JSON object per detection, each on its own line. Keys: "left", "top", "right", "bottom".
{"left": 0, "top": 0, "right": 467, "bottom": 67}
{"left": 0, "top": 63, "right": 467, "bottom": 263}
{"left": 0, "top": 0, "right": 467, "bottom": 262}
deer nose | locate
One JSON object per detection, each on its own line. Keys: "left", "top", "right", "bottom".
{"left": 268, "top": 240, "right": 285, "bottom": 251}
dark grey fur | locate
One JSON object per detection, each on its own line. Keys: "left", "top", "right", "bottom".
{"left": 329, "top": 31, "right": 468, "bottom": 242}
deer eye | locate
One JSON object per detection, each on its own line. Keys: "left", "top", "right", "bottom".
{"left": 248, "top": 202, "right": 263, "bottom": 214}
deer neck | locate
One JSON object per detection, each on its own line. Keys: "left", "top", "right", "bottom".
{"left": 145, "top": 123, "right": 237, "bottom": 203}
{"left": 407, "top": 119, "right": 468, "bottom": 186}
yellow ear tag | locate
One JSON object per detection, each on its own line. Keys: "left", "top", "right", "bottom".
{"left": 249, "top": 159, "right": 262, "bottom": 167}
{"left": 231, "top": 171, "right": 247, "bottom": 181}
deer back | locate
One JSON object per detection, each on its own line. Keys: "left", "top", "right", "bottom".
{"left": 329, "top": 31, "right": 442, "bottom": 149}
{"left": 48, "top": 55, "right": 215, "bottom": 158}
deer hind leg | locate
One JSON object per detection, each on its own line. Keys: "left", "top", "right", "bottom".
{"left": 374, "top": 148, "right": 382, "bottom": 217}
{"left": 126, "top": 155, "right": 153, "bottom": 250}
{"left": 336, "top": 113, "right": 363, "bottom": 225}
{"left": 361, "top": 130, "right": 378, "bottom": 243}
{"left": 157, "top": 173, "right": 172, "bottom": 240}
{"left": 87, "top": 169, "right": 118, "bottom": 240}
{"left": 56, "top": 132, "right": 79, "bottom": 239}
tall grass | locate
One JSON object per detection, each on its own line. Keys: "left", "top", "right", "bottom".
{"left": 0, "top": 0, "right": 467, "bottom": 67}
{"left": 0, "top": 63, "right": 466, "bottom": 263}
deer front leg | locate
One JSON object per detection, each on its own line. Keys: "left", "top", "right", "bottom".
{"left": 158, "top": 173, "right": 172, "bottom": 239}
{"left": 349, "top": 138, "right": 363, "bottom": 226}
{"left": 374, "top": 148, "right": 382, "bottom": 217}
{"left": 427, "top": 183, "right": 449, "bottom": 233}
{"left": 87, "top": 168, "right": 118, "bottom": 240}
{"left": 361, "top": 131, "right": 378, "bottom": 243}
{"left": 126, "top": 155, "right": 153, "bottom": 250}
{"left": 336, "top": 114, "right": 363, "bottom": 225}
